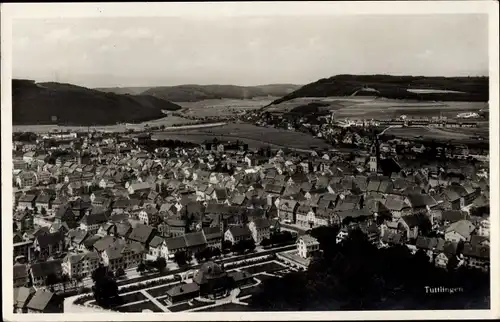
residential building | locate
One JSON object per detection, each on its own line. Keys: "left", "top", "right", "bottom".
{"left": 297, "top": 235, "right": 320, "bottom": 259}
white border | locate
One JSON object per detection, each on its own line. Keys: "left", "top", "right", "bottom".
{"left": 1, "top": 1, "right": 499, "bottom": 321}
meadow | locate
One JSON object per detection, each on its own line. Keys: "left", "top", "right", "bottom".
{"left": 175, "top": 97, "right": 277, "bottom": 118}
{"left": 153, "top": 123, "right": 331, "bottom": 150}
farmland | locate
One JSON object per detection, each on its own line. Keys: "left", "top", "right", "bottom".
{"left": 175, "top": 97, "right": 277, "bottom": 118}
{"left": 152, "top": 123, "right": 332, "bottom": 150}
{"left": 13, "top": 115, "right": 193, "bottom": 134}
{"left": 384, "top": 126, "right": 489, "bottom": 143}
{"left": 265, "top": 96, "right": 488, "bottom": 120}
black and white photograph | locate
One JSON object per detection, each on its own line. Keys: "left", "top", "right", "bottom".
{"left": 1, "top": 2, "right": 499, "bottom": 321}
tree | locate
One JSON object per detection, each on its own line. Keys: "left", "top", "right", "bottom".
{"left": 91, "top": 265, "right": 120, "bottom": 308}
{"left": 212, "top": 247, "right": 222, "bottom": 258}
{"left": 222, "top": 240, "right": 233, "bottom": 254}
{"left": 155, "top": 257, "right": 167, "bottom": 273}
{"left": 137, "top": 262, "right": 146, "bottom": 275}
{"left": 45, "top": 273, "right": 60, "bottom": 287}
{"left": 261, "top": 238, "right": 271, "bottom": 248}
{"left": 194, "top": 250, "right": 204, "bottom": 262}
{"left": 116, "top": 267, "right": 125, "bottom": 278}
{"left": 173, "top": 250, "right": 189, "bottom": 267}
{"left": 41, "top": 207, "right": 47, "bottom": 215}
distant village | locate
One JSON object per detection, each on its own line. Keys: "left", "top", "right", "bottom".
{"left": 12, "top": 118, "right": 490, "bottom": 313}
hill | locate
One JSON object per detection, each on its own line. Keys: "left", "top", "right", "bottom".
{"left": 96, "top": 84, "right": 301, "bottom": 102}
{"left": 271, "top": 75, "right": 489, "bottom": 105}
{"left": 93, "top": 86, "right": 151, "bottom": 95}
{"left": 12, "top": 80, "right": 182, "bottom": 126}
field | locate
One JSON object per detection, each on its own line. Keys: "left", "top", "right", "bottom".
{"left": 153, "top": 122, "right": 332, "bottom": 150}
{"left": 384, "top": 126, "right": 489, "bottom": 143}
{"left": 175, "top": 97, "right": 277, "bottom": 118}
{"left": 266, "top": 97, "right": 488, "bottom": 120}
{"left": 13, "top": 115, "right": 193, "bottom": 134}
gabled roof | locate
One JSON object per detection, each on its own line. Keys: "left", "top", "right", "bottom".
{"left": 30, "top": 260, "right": 62, "bottom": 279}
{"left": 445, "top": 220, "right": 475, "bottom": 239}
{"left": 227, "top": 225, "right": 252, "bottom": 238}
{"left": 202, "top": 226, "right": 222, "bottom": 241}
{"left": 165, "top": 236, "right": 187, "bottom": 250}
{"left": 149, "top": 236, "right": 164, "bottom": 248}
{"left": 26, "top": 290, "right": 60, "bottom": 312}
{"left": 184, "top": 231, "right": 207, "bottom": 248}
{"left": 127, "top": 223, "right": 155, "bottom": 244}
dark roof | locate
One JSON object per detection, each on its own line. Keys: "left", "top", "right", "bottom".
{"left": 415, "top": 236, "right": 438, "bottom": 250}
{"left": 35, "top": 231, "right": 64, "bottom": 248}
{"left": 193, "top": 261, "right": 227, "bottom": 285}
{"left": 30, "top": 260, "right": 62, "bottom": 279}
{"left": 227, "top": 225, "right": 252, "bottom": 238}
{"left": 406, "top": 193, "right": 430, "bottom": 208}
{"left": 184, "top": 231, "right": 207, "bottom": 248}
{"left": 252, "top": 218, "right": 271, "bottom": 229}
{"left": 202, "top": 226, "right": 222, "bottom": 241}
{"left": 127, "top": 223, "right": 155, "bottom": 244}
{"left": 15, "top": 286, "right": 36, "bottom": 307}
{"left": 26, "top": 290, "right": 60, "bottom": 312}
{"left": 442, "top": 210, "right": 469, "bottom": 223}
{"left": 149, "top": 236, "right": 164, "bottom": 248}
{"left": 80, "top": 212, "right": 108, "bottom": 226}
{"left": 13, "top": 264, "right": 29, "bottom": 280}
{"left": 462, "top": 243, "right": 489, "bottom": 259}
{"left": 165, "top": 236, "right": 187, "bottom": 250}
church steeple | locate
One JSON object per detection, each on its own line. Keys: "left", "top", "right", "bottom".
{"left": 369, "top": 134, "right": 380, "bottom": 173}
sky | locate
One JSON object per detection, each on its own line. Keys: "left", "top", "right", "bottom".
{"left": 12, "top": 14, "right": 489, "bottom": 88}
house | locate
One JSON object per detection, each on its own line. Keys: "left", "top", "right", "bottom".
{"left": 13, "top": 263, "right": 30, "bottom": 287}
{"left": 277, "top": 199, "right": 298, "bottom": 223}
{"left": 14, "top": 240, "right": 33, "bottom": 262}
{"left": 224, "top": 225, "right": 252, "bottom": 244}
{"left": 35, "top": 194, "right": 54, "bottom": 213}
{"left": 29, "top": 260, "right": 63, "bottom": 287}
{"left": 128, "top": 182, "right": 152, "bottom": 195}
{"left": 62, "top": 251, "right": 100, "bottom": 278}
{"left": 79, "top": 210, "right": 108, "bottom": 235}
{"left": 161, "top": 236, "right": 187, "bottom": 259}
{"left": 16, "top": 171, "right": 38, "bottom": 188}
{"left": 26, "top": 290, "right": 63, "bottom": 313}
{"left": 127, "top": 223, "right": 157, "bottom": 248}
{"left": 248, "top": 218, "right": 271, "bottom": 244}
{"left": 14, "top": 286, "right": 36, "bottom": 313}
{"left": 202, "top": 226, "right": 223, "bottom": 249}
{"left": 297, "top": 235, "right": 320, "bottom": 259}
{"left": 164, "top": 219, "right": 187, "bottom": 237}
{"left": 33, "top": 231, "right": 65, "bottom": 260}
{"left": 147, "top": 236, "right": 165, "bottom": 260}
{"left": 14, "top": 210, "right": 34, "bottom": 232}
{"left": 66, "top": 229, "right": 90, "bottom": 252}
{"left": 462, "top": 243, "right": 489, "bottom": 272}
{"left": 184, "top": 231, "right": 208, "bottom": 253}
{"left": 477, "top": 217, "right": 490, "bottom": 237}
{"left": 445, "top": 220, "right": 475, "bottom": 243}
{"left": 138, "top": 206, "right": 161, "bottom": 226}
{"left": 17, "top": 194, "right": 37, "bottom": 211}
{"left": 101, "top": 241, "right": 145, "bottom": 271}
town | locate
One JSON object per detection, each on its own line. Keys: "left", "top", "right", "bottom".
{"left": 12, "top": 111, "right": 490, "bottom": 313}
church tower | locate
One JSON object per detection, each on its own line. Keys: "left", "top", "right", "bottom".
{"left": 369, "top": 135, "right": 380, "bottom": 173}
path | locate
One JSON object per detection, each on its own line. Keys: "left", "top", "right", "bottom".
{"left": 140, "top": 290, "right": 170, "bottom": 312}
